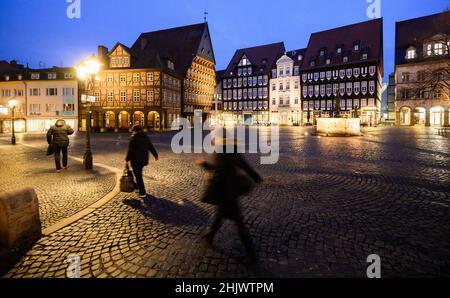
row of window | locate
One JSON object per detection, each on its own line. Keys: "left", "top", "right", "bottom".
{"left": 302, "top": 66, "right": 377, "bottom": 82}
{"left": 4, "top": 73, "right": 73, "bottom": 81}
{"left": 406, "top": 42, "right": 449, "bottom": 60}
{"left": 1, "top": 89, "right": 24, "bottom": 98}
{"left": 28, "top": 103, "right": 74, "bottom": 114}
{"left": 223, "top": 101, "right": 269, "bottom": 111}
{"left": 400, "top": 70, "right": 445, "bottom": 83}
{"left": 105, "top": 72, "right": 165, "bottom": 84}
{"left": 303, "top": 98, "right": 377, "bottom": 110}
{"left": 272, "top": 66, "right": 300, "bottom": 78}
{"left": 398, "top": 89, "right": 443, "bottom": 100}
{"left": 271, "top": 81, "right": 300, "bottom": 91}
{"left": 271, "top": 98, "right": 300, "bottom": 106}
{"left": 302, "top": 81, "right": 376, "bottom": 98}
{"left": 110, "top": 56, "right": 130, "bottom": 67}
{"left": 223, "top": 88, "right": 269, "bottom": 100}
{"left": 222, "top": 75, "right": 269, "bottom": 88}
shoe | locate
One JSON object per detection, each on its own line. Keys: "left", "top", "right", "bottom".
{"left": 56, "top": 170, "right": 61, "bottom": 173}
{"left": 139, "top": 194, "right": 147, "bottom": 199}
{"left": 63, "top": 166, "right": 68, "bottom": 170}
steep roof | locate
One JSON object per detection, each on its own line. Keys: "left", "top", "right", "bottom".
{"left": 130, "top": 23, "right": 214, "bottom": 76}
{"left": 223, "top": 42, "right": 286, "bottom": 77}
{"left": 395, "top": 11, "right": 450, "bottom": 65}
{"left": 302, "top": 18, "right": 383, "bottom": 71}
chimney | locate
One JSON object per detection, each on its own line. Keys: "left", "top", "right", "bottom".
{"left": 10, "top": 60, "right": 17, "bottom": 66}
{"left": 98, "top": 45, "right": 109, "bottom": 64}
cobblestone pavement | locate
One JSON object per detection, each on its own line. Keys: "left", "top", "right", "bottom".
{"left": 0, "top": 141, "right": 116, "bottom": 228}
{"left": 2, "top": 126, "right": 450, "bottom": 278}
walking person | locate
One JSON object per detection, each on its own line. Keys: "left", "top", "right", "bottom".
{"left": 47, "top": 119, "right": 74, "bottom": 173}
{"left": 196, "top": 137, "right": 262, "bottom": 267}
{"left": 125, "top": 125, "right": 159, "bottom": 199}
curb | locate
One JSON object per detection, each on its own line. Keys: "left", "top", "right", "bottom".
{"left": 15, "top": 142, "right": 122, "bottom": 236}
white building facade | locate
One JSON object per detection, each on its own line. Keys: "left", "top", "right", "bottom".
{"left": 269, "top": 51, "right": 304, "bottom": 125}
{"left": 0, "top": 67, "right": 79, "bottom": 133}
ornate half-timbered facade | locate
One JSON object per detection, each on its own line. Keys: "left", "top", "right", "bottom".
{"left": 222, "top": 42, "right": 285, "bottom": 125}
{"left": 269, "top": 49, "right": 305, "bottom": 125}
{"left": 80, "top": 23, "right": 216, "bottom": 131}
{"left": 132, "top": 23, "right": 216, "bottom": 124}
{"left": 81, "top": 43, "right": 182, "bottom": 132}
{"left": 301, "top": 19, "right": 384, "bottom": 126}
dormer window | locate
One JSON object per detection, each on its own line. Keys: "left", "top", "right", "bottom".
{"left": 353, "top": 43, "right": 360, "bottom": 51}
{"left": 298, "top": 55, "right": 303, "bottom": 61}
{"left": 5, "top": 75, "right": 10, "bottom": 81}
{"left": 325, "top": 58, "right": 331, "bottom": 65}
{"left": 343, "top": 56, "right": 349, "bottom": 63}
{"left": 362, "top": 53, "right": 368, "bottom": 60}
{"left": 310, "top": 60, "right": 316, "bottom": 67}
{"left": 31, "top": 73, "right": 40, "bottom": 80}
{"left": 48, "top": 73, "right": 57, "bottom": 80}
{"left": 337, "top": 47, "right": 342, "bottom": 54}
{"left": 406, "top": 47, "right": 416, "bottom": 59}
{"left": 319, "top": 49, "right": 325, "bottom": 56}
{"left": 17, "top": 75, "right": 22, "bottom": 80}
{"left": 168, "top": 60, "right": 174, "bottom": 70}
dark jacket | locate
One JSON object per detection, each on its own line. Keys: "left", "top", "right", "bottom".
{"left": 202, "top": 149, "right": 262, "bottom": 219}
{"left": 47, "top": 119, "right": 74, "bottom": 147}
{"left": 126, "top": 131, "right": 158, "bottom": 167}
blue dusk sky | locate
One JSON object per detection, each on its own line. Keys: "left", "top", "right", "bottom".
{"left": 0, "top": 0, "right": 448, "bottom": 82}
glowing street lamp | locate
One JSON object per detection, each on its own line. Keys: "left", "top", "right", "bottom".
{"left": 76, "top": 55, "right": 101, "bottom": 170}
{"left": 8, "top": 99, "right": 18, "bottom": 145}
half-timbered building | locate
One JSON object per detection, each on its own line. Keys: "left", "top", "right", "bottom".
{"left": 300, "top": 19, "right": 384, "bottom": 126}
{"left": 221, "top": 42, "right": 285, "bottom": 125}
{"left": 81, "top": 23, "right": 216, "bottom": 131}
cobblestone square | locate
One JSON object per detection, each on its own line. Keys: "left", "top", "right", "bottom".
{"left": 0, "top": 126, "right": 449, "bottom": 278}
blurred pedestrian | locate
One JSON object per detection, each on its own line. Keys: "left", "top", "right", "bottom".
{"left": 125, "top": 125, "right": 159, "bottom": 199}
{"left": 47, "top": 119, "right": 74, "bottom": 173}
{"left": 197, "top": 136, "right": 262, "bottom": 267}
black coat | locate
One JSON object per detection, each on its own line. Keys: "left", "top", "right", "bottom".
{"left": 202, "top": 151, "right": 262, "bottom": 220}
{"left": 126, "top": 131, "right": 158, "bottom": 167}
{"left": 47, "top": 120, "right": 74, "bottom": 147}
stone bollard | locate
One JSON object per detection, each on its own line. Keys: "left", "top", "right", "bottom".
{"left": 0, "top": 188, "right": 42, "bottom": 249}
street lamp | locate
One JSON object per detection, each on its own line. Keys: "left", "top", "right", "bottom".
{"left": 76, "top": 55, "right": 101, "bottom": 170}
{"left": 8, "top": 99, "right": 18, "bottom": 145}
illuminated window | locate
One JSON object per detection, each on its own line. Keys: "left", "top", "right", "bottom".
{"left": 133, "top": 90, "right": 140, "bottom": 102}
{"left": 120, "top": 74, "right": 126, "bottom": 82}
{"left": 107, "top": 91, "right": 114, "bottom": 102}
{"left": 406, "top": 48, "right": 416, "bottom": 59}
{"left": 133, "top": 73, "right": 140, "bottom": 82}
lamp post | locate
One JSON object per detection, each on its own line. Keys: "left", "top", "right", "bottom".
{"left": 76, "top": 56, "right": 101, "bottom": 170}
{"left": 8, "top": 99, "right": 18, "bottom": 145}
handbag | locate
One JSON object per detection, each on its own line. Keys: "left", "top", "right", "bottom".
{"left": 46, "top": 144, "right": 54, "bottom": 156}
{"left": 120, "top": 165, "right": 135, "bottom": 193}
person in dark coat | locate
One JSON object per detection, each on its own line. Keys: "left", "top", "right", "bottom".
{"left": 47, "top": 119, "right": 74, "bottom": 172}
{"left": 196, "top": 138, "right": 262, "bottom": 266}
{"left": 125, "top": 125, "right": 159, "bottom": 199}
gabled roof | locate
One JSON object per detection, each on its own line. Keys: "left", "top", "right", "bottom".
{"left": 395, "top": 11, "right": 450, "bottom": 65}
{"left": 223, "top": 42, "right": 286, "bottom": 77}
{"left": 130, "top": 23, "right": 214, "bottom": 76}
{"left": 109, "top": 42, "right": 133, "bottom": 56}
{"left": 302, "top": 18, "right": 383, "bottom": 70}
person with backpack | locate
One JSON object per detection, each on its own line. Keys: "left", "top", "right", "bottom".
{"left": 46, "top": 119, "right": 74, "bottom": 173}
{"left": 125, "top": 125, "right": 159, "bottom": 199}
